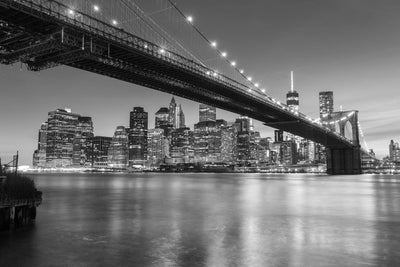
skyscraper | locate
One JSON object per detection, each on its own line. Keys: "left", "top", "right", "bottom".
{"left": 199, "top": 104, "right": 216, "bottom": 122}
{"left": 33, "top": 122, "right": 48, "bottom": 168}
{"left": 193, "top": 119, "right": 226, "bottom": 163}
{"left": 178, "top": 104, "right": 185, "bottom": 128}
{"left": 147, "top": 128, "right": 165, "bottom": 167}
{"left": 168, "top": 127, "right": 194, "bottom": 164}
{"left": 45, "top": 108, "right": 81, "bottom": 168}
{"left": 155, "top": 107, "right": 170, "bottom": 128}
{"left": 169, "top": 97, "right": 178, "bottom": 129}
{"left": 286, "top": 71, "right": 299, "bottom": 112}
{"left": 389, "top": 140, "right": 400, "bottom": 163}
{"left": 233, "top": 116, "right": 253, "bottom": 165}
{"left": 73, "top": 116, "right": 94, "bottom": 167}
{"left": 129, "top": 107, "right": 148, "bottom": 166}
{"left": 319, "top": 91, "right": 334, "bottom": 118}
{"left": 34, "top": 108, "right": 94, "bottom": 168}
{"left": 108, "top": 126, "right": 129, "bottom": 169}
{"left": 89, "top": 136, "right": 112, "bottom": 168}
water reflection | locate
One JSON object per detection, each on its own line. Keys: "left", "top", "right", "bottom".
{"left": 0, "top": 173, "right": 399, "bottom": 266}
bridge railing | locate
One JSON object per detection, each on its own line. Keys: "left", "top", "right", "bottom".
{"left": 4, "top": 0, "right": 356, "bottom": 148}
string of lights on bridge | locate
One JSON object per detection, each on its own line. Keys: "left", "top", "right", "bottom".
{"left": 67, "top": 3, "right": 271, "bottom": 96}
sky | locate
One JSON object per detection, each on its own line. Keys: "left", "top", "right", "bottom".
{"left": 1, "top": 0, "right": 400, "bottom": 165}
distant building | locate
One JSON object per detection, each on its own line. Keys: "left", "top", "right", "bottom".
{"left": 220, "top": 125, "right": 237, "bottom": 164}
{"left": 33, "top": 122, "right": 48, "bottom": 168}
{"left": 193, "top": 119, "right": 226, "bottom": 163}
{"left": 155, "top": 107, "right": 173, "bottom": 137}
{"left": 274, "top": 130, "right": 284, "bottom": 142}
{"left": 43, "top": 108, "right": 88, "bottom": 168}
{"left": 167, "top": 127, "right": 194, "bottom": 164}
{"left": 89, "top": 136, "right": 112, "bottom": 168}
{"left": 168, "top": 97, "right": 185, "bottom": 129}
{"left": 72, "top": 116, "right": 94, "bottom": 167}
{"left": 280, "top": 140, "right": 298, "bottom": 165}
{"left": 199, "top": 104, "right": 216, "bottom": 122}
{"left": 147, "top": 128, "right": 166, "bottom": 167}
{"left": 389, "top": 140, "right": 400, "bottom": 163}
{"left": 108, "top": 126, "right": 129, "bottom": 168}
{"left": 155, "top": 107, "right": 170, "bottom": 128}
{"left": 319, "top": 91, "right": 334, "bottom": 118}
{"left": 233, "top": 116, "right": 253, "bottom": 165}
{"left": 286, "top": 71, "right": 299, "bottom": 113}
{"left": 178, "top": 104, "right": 185, "bottom": 128}
{"left": 129, "top": 107, "right": 148, "bottom": 166}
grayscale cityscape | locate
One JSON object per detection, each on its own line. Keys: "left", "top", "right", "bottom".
{"left": 1, "top": 0, "right": 400, "bottom": 266}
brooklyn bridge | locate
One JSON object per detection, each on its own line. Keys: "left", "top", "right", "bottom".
{"left": 0, "top": 0, "right": 376, "bottom": 174}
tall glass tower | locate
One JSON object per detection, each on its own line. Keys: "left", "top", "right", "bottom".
{"left": 319, "top": 91, "right": 334, "bottom": 118}
{"left": 286, "top": 71, "right": 299, "bottom": 112}
{"left": 129, "top": 107, "right": 148, "bottom": 166}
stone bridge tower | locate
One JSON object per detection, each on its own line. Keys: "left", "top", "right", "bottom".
{"left": 322, "top": 110, "right": 361, "bottom": 174}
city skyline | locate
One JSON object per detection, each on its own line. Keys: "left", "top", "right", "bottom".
{"left": 1, "top": 0, "right": 400, "bottom": 164}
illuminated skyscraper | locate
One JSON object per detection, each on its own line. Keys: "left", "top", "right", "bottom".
{"left": 129, "top": 107, "right": 148, "bottom": 166}
{"left": 73, "top": 116, "right": 94, "bottom": 167}
{"left": 199, "top": 104, "right": 216, "bottom": 122}
{"left": 168, "top": 97, "right": 185, "bottom": 129}
{"left": 155, "top": 107, "right": 169, "bottom": 128}
{"left": 89, "top": 136, "right": 112, "bottom": 168}
{"left": 319, "top": 91, "right": 334, "bottom": 118}
{"left": 45, "top": 108, "right": 81, "bottom": 168}
{"left": 108, "top": 126, "right": 129, "bottom": 169}
{"left": 178, "top": 104, "right": 185, "bottom": 128}
{"left": 389, "top": 140, "right": 400, "bottom": 163}
{"left": 286, "top": 71, "right": 299, "bottom": 112}
{"left": 147, "top": 128, "right": 166, "bottom": 167}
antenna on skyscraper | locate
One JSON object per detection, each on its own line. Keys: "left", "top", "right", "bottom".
{"left": 290, "top": 71, "right": 294, "bottom": 92}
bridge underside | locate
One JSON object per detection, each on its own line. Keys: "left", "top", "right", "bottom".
{"left": 0, "top": 0, "right": 364, "bottom": 174}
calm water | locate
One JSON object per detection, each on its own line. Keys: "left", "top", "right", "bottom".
{"left": 1, "top": 173, "right": 400, "bottom": 267}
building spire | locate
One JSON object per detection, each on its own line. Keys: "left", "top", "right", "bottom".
{"left": 290, "top": 71, "right": 294, "bottom": 92}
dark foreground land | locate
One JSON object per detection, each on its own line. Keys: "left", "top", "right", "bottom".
{"left": 0, "top": 174, "right": 42, "bottom": 231}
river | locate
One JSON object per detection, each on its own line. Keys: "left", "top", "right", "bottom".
{"left": 1, "top": 173, "right": 400, "bottom": 266}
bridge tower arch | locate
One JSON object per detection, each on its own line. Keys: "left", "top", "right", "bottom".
{"left": 323, "top": 111, "right": 361, "bottom": 175}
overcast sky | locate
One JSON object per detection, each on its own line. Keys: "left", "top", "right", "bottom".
{"left": 1, "top": 0, "right": 400, "bottom": 165}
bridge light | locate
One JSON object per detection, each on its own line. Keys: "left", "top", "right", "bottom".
{"left": 68, "top": 9, "right": 75, "bottom": 16}
{"left": 112, "top": 19, "right": 118, "bottom": 26}
{"left": 261, "top": 89, "right": 266, "bottom": 93}
{"left": 248, "top": 89, "right": 252, "bottom": 92}
{"left": 255, "top": 83, "right": 259, "bottom": 87}
{"left": 186, "top": 16, "right": 193, "bottom": 23}
{"left": 213, "top": 72, "right": 218, "bottom": 77}
{"left": 93, "top": 5, "right": 100, "bottom": 12}
{"left": 221, "top": 52, "right": 227, "bottom": 58}
{"left": 206, "top": 71, "right": 210, "bottom": 75}
{"left": 159, "top": 48, "right": 166, "bottom": 54}
{"left": 231, "top": 61, "right": 236, "bottom": 66}
{"left": 144, "top": 44, "right": 148, "bottom": 49}
{"left": 211, "top": 41, "right": 217, "bottom": 48}
{"left": 247, "top": 76, "right": 252, "bottom": 81}
{"left": 240, "top": 69, "right": 244, "bottom": 74}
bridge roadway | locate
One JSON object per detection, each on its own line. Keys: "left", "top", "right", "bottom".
{"left": 0, "top": 0, "right": 365, "bottom": 173}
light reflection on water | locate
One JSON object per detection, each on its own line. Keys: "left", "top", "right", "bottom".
{"left": 1, "top": 173, "right": 400, "bottom": 266}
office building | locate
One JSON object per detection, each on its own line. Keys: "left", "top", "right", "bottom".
{"left": 108, "top": 126, "right": 129, "bottom": 168}
{"left": 319, "top": 91, "right": 334, "bottom": 118}
{"left": 129, "top": 107, "right": 148, "bottom": 166}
